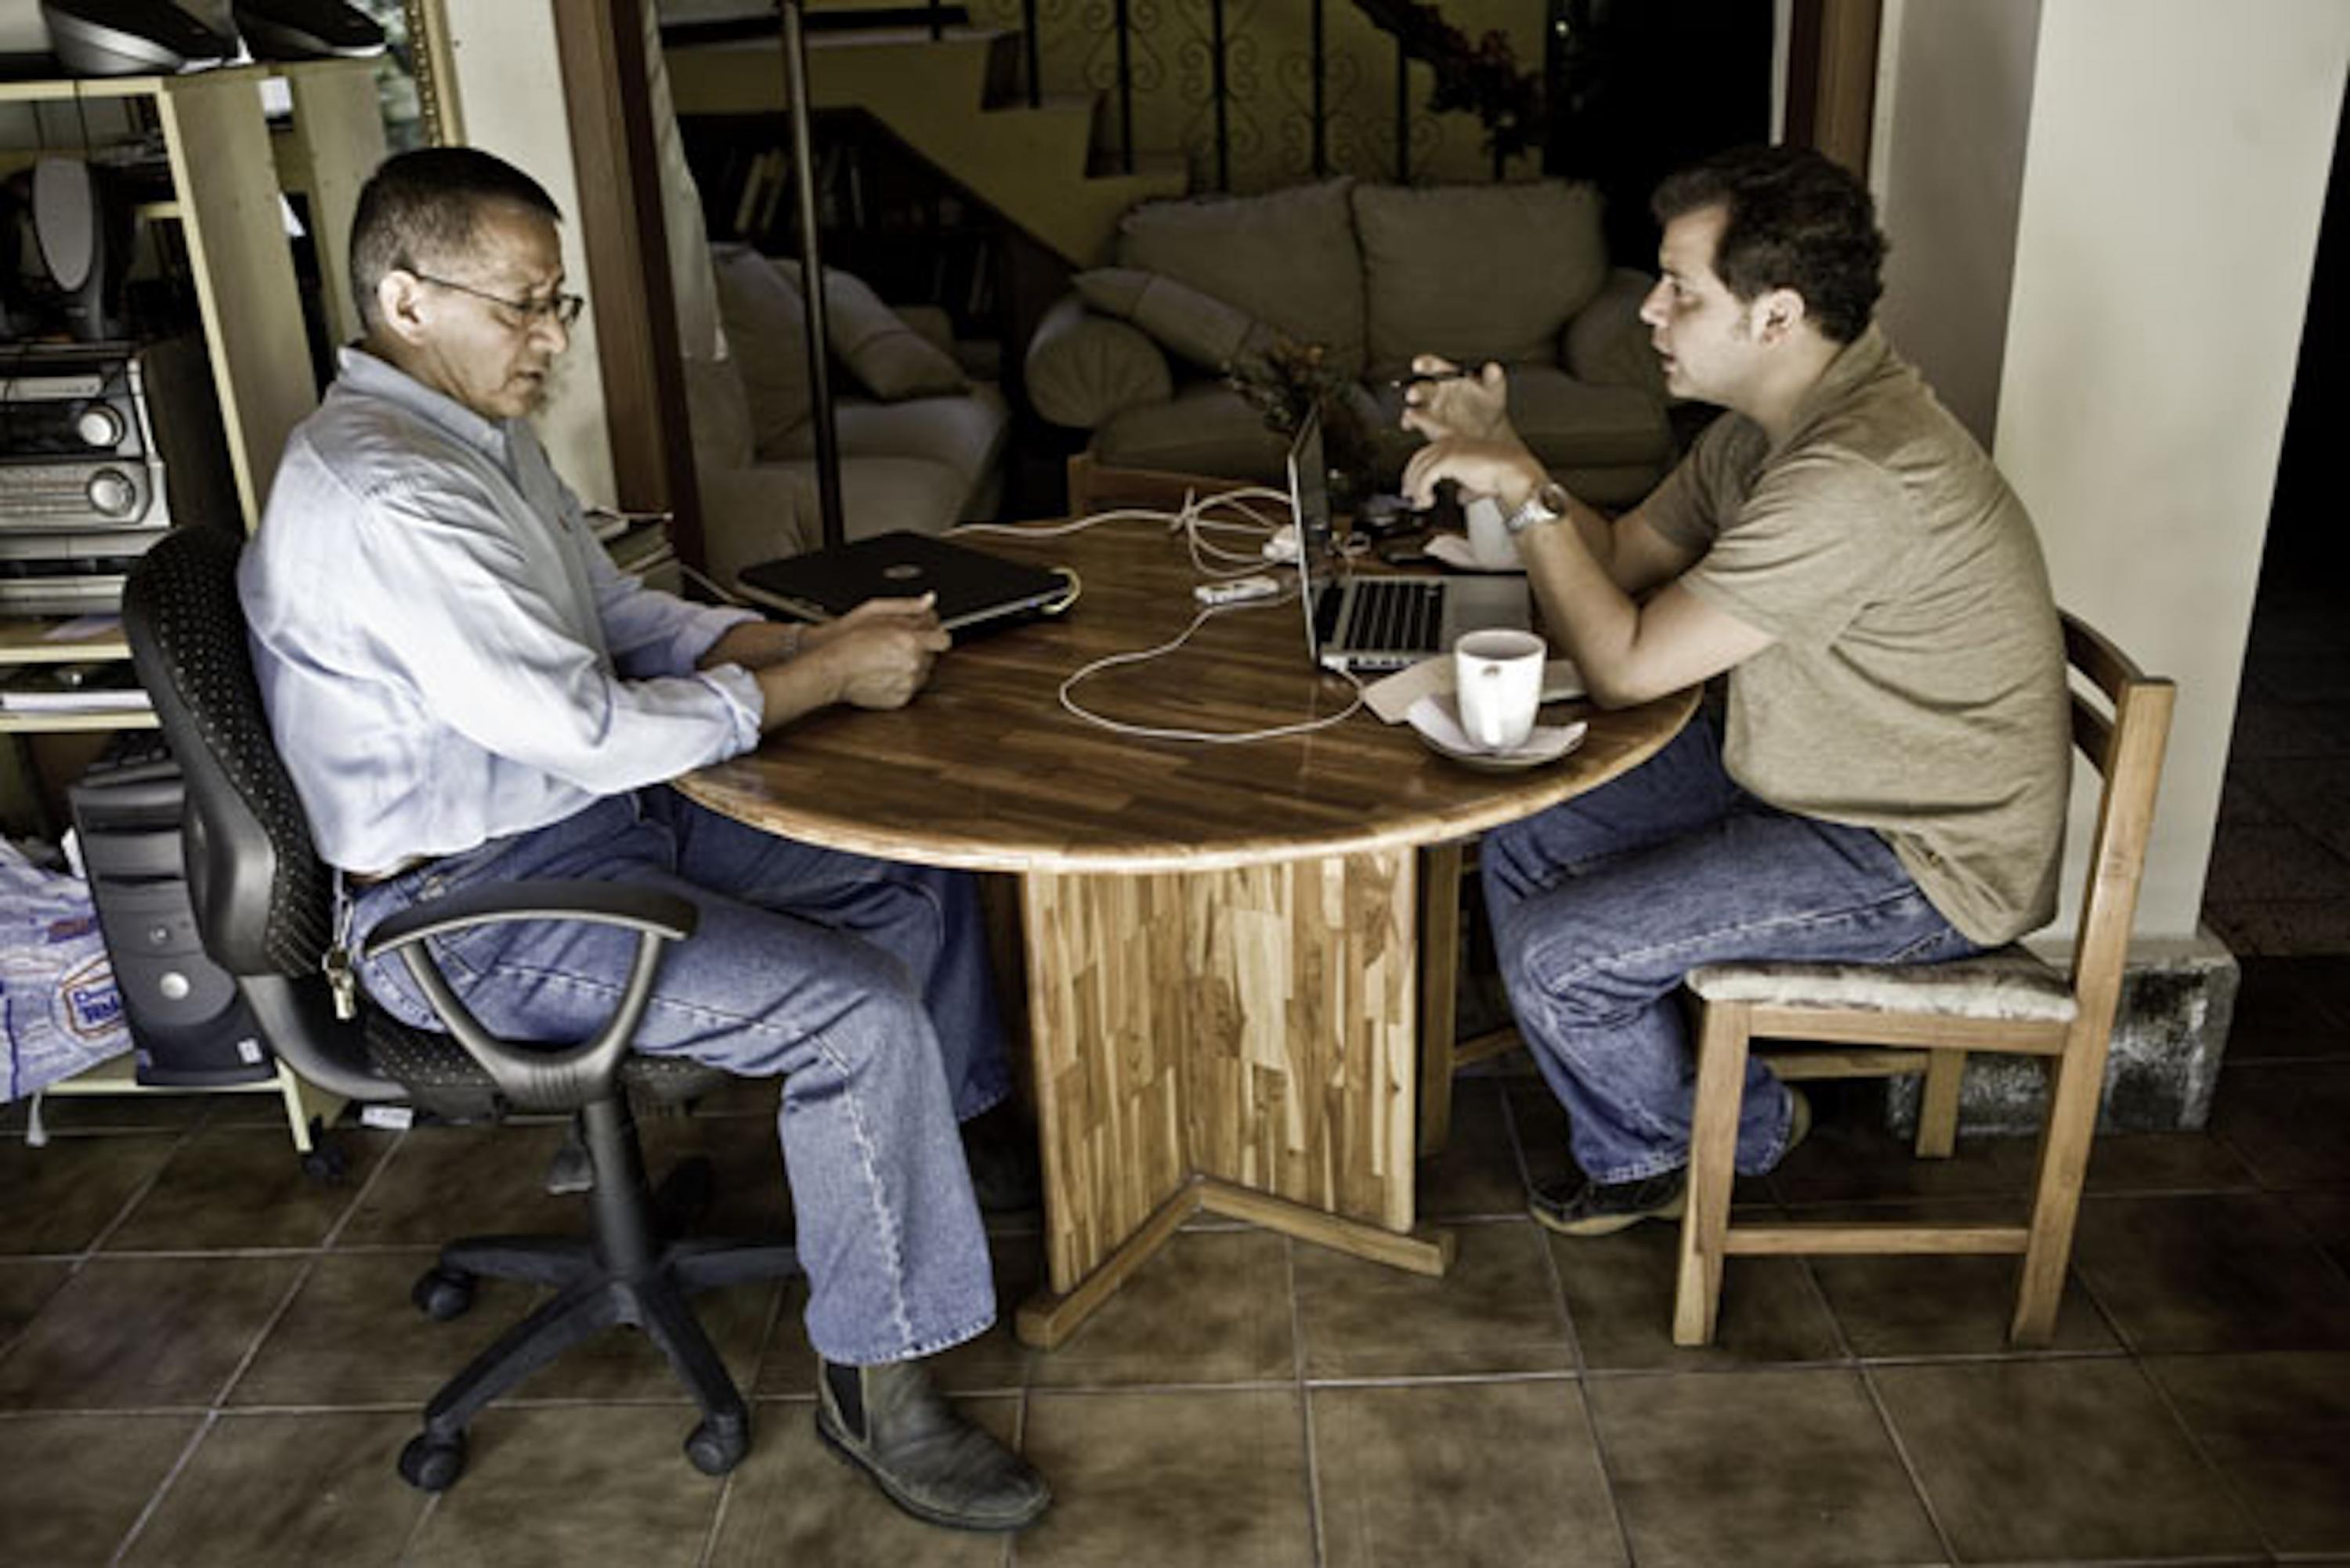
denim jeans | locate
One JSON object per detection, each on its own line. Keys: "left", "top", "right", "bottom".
{"left": 1480, "top": 715, "right": 1978, "bottom": 1186}
{"left": 346, "top": 788, "right": 1008, "bottom": 1365}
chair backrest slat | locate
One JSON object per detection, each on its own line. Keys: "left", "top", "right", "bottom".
{"left": 2059, "top": 612, "right": 2175, "bottom": 1004}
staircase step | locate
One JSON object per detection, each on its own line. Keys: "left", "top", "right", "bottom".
{"left": 667, "top": 31, "right": 1188, "bottom": 267}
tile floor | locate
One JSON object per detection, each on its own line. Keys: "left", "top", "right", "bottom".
{"left": 2, "top": 954, "right": 2347, "bottom": 1568}
{"left": 5, "top": 560, "right": 2346, "bottom": 1567}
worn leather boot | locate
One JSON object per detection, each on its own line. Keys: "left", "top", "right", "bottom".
{"left": 815, "top": 1357, "right": 1050, "bottom": 1531}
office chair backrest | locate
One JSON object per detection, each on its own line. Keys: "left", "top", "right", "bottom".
{"left": 125, "top": 526, "right": 400, "bottom": 1102}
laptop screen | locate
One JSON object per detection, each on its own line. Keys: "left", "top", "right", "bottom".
{"left": 1285, "top": 406, "right": 1332, "bottom": 665}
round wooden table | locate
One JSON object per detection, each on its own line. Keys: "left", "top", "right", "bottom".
{"left": 680, "top": 516, "right": 1696, "bottom": 1347}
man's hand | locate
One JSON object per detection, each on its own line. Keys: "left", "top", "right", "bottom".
{"left": 805, "top": 594, "right": 952, "bottom": 710}
{"left": 1398, "top": 355, "right": 1516, "bottom": 444}
{"left": 1401, "top": 435, "right": 1549, "bottom": 517}
{"left": 750, "top": 593, "right": 951, "bottom": 728}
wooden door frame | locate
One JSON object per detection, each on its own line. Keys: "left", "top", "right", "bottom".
{"left": 554, "top": 0, "right": 705, "bottom": 572}
{"left": 1785, "top": 0, "right": 1882, "bottom": 176}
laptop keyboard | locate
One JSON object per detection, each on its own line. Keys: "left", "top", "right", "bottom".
{"left": 1337, "top": 578, "right": 1445, "bottom": 655}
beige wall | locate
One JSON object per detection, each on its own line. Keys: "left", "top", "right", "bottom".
{"left": 1870, "top": 0, "right": 2040, "bottom": 446}
{"left": 439, "top": 0, "right": 618, "bottom": 509}
{"left": 1979, "top": 0, "right": 2345, "bottom": 940}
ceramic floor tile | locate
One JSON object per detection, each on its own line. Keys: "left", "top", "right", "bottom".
{"left": 707, "top": 1395, "right": 1017, "bottom": 1566}
{"left": 1770, "top": 1118, "right": 2025, "bottom": 1209}
{"left": 0, "top": 1133, "right": 175, "bottom": 1255}
{"left": 1027, "top": 1229, "right": 1294, "bottom": 1388}
{"left": 103, "top": 1125, "right": 390, "bottom": 1252}
{"left": 1416, "top": 1078, "right": 1531, "bottom": 1219}
{"left": 1020, "top": 1388, "right": 1314, "bottom": 1568}
{"left": 2073, "top": 1192, "right": 2350, "bottom": 1353}
{"left": 2146, "top": 1351, "right": 2350, "bottom": 1557}
{"left": 334, "top": 1122, "right": 582, "bottom": 1247}
{"left": 1872, "top": 1358, "right": 2261, "bottom": 1563}
{"left": 2204, "top": 822, "right": 2350, "bottom": 904}
{"left": 2211, "top": 1060, "right": 2350, "bottom": 1187}
{"left": 1547, "top": 1215, "right": 1846, "bottom": 1371}
{"left": 1312, "top": 1380, "right": 1627, "bottom": 1568}
{"left": 2251, "top": 756, "right": 2350, "bottom": 861}
{"left": 0, "top": 1089, "right": 215, "bottom": 1135}
{"left": 118, "top": 1410, "right": 428, "bottom": 1568}
{"left": 230, "top": 1249, "right": 514, "bottom": 1408}
{"left": 2225, "top": 956, "right": 2350, "bottom": 1060}
{"left": 2206, "top": 898, "right": 2350, "bottom": 958}
{"left": 228, "top": 1246, "right": 782, "bottom": 1409}
{"left": 0, "top": 1255, "right": 305, "bottom": 1410}
{"left": 1296, "top": 1217, "right": 1573, "bottom": 1379}
{"left": 1799, "top": 1199, "right": 2117, "bottom": 1357}
{"left": 2046, "top": 1129, "right": 2264, "bottom": 1194}
{"left": 1586, "top": 1367, "right": 1943, "bottom": 1568}
{"left": 0, "top": 1411, "right": 201, "bottom": 1568}
{"left": 2284, "top": 1189, "right": 2350, "bottom": 1274}
{"left": 400, "top": 1404, "right": 728, "bottom": 1568}
{"left": 0, "top": 1258, "right": 70, "bottom": 1354}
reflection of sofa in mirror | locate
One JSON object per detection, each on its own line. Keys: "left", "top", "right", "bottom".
{"left": 1024, "top": 177, "right": 1676, "bottom": 510}
{"left": 685, "top": 244, "right": 1010, "bottom": 591}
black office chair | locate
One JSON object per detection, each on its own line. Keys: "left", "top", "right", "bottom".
{"left": 123, "top": 527, "right": 799, "bottom": 1491}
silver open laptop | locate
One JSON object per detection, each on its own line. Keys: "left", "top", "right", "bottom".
{"left": 1289, "top": 407, "right": 1531, "bottom": 674}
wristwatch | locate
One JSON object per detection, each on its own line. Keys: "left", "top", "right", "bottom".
{"left": 1502, "top": 482, "right": 1571, "bottom": 537}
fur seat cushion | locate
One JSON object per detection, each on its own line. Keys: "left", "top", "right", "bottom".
{"left": 1685, "top": 945, "right": 2078, "bottom": 1023}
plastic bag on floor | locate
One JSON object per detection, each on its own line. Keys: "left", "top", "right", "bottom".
{"left": 1, "top": 836, "right": 132, "bottom": 1100}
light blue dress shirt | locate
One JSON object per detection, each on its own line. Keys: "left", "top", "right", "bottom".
{"left": 240, "top": 347, "right": 763, "bottom": 876}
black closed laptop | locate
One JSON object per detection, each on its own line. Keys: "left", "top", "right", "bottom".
{"left": 735, "top": 531, "right": 1067, "bottom": 633}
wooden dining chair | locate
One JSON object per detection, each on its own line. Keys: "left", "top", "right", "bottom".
{"left": 1672, "top": 612, "right": 2173, "bottom": 1348}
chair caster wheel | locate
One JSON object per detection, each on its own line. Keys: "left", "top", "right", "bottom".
{"left": 684, "top": 1414, "right": 748, "bottom": 1476}
{"left": 399, "top": 1432, "right": 465, "bottom": 1492}
{"left": 410, "top": 1266, "right": 474, "bottom": 1321}
{"left": 298, "top": 1133, "right": 348, "bottom": 1183}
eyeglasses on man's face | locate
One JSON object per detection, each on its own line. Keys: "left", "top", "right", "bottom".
{"left": 410, "top": 271, "right": 585, "bottom": 330}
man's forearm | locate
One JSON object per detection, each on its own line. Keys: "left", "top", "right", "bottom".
{"left": 750, "top": 645, "right": 844, "bottom": 732}
{"left": 1517, "top": 518, "right": 1647, "bottom": 706}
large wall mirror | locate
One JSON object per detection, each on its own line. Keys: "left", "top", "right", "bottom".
{"left": 355, "top": 0, "right": 457, "bottom": 149}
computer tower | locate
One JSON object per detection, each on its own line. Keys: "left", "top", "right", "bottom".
{"left": 67, "top": 731, "right": 274, "bottom": 1086}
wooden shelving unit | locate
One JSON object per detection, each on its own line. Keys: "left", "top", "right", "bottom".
{"left": 1, "top": 60, "right": 384, "bottom": 1151}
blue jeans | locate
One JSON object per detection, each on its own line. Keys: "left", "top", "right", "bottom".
{"left": 1480, "top": 716, "right": 1978, "bottom": 1186}
{"left": 347, "top": 788, "right": 1008, "bottom": 1365}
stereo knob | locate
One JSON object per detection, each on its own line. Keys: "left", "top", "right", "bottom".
{"left": 75, "top": 404, "right": 125, "bottom": 448}
{"left": 85, "top": 468, "right": 137, "bottom": 518}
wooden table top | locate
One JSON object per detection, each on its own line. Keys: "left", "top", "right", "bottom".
{"left": 678, "top": 518, "right": 1696, "bottom": 875}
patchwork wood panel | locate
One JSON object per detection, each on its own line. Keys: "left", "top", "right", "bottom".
{"left": 1025, "top": 850, "right": 1417, "bottom": 1291}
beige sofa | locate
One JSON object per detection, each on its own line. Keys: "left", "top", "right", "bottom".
{"left": 687, "top": 244, "right": 1010, "bottom": 591}
{"left": 1024, "top": 178, "right": 1674, "bottom": 507}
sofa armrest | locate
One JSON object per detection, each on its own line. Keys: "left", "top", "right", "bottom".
{"left": 1025, "top": 293, "right": 1175, "bottom": 432}
{"left": 1560, "top": 269, "right": 1669, "bottom": 403}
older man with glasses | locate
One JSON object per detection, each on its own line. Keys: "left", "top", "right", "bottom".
{"left": 237, "top": 146, "right": 1048, "bottom": 1533}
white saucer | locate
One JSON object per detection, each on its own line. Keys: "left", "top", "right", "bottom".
{"left": 1406, "top": 693, "right": 1587, "bottom": 771}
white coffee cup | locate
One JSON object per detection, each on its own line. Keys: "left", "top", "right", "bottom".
{"left": 1462, "top": 495, "right": 1521, "bottom": 570}
{"left": 1454, "top": 627, "right": 1547, "bottom": 753}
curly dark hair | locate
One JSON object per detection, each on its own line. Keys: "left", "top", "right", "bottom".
{"left": 350, "top": 147, "right": 563, "bottom": 333}
{"left": 1651, "top": 145, "right": 1887, "bottom": 344}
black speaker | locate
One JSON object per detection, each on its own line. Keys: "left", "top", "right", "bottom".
{"left": 233, "top": 0, "right": 381, "bottom": 61}
{"left": 29, "top": 156, "right": 131, "bottom": 342}
{"left": 38, "top": 0, "right": 232, "bottom": 77}
{"left": 68, "top": 734, "right": 276, "bottom": 1089}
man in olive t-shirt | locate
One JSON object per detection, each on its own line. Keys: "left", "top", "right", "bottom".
{"left": 1398, "top": 145, "right": 2069, "bottom": 1236}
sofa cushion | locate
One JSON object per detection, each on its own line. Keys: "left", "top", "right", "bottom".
{"left": 1483, "top": 364, "right": 1672, "bottom": 468}
{"left": 1352, "top": 180, "right": 1610, "bottom": 380}
{"left": 708, "top": 243, "right": 813, "bottom": 452}
{"left": 770, "top": 259, "right": 969, "bottom": 402}
{"left": 1093, "top": 382, "right": 1295, "bottom": 483}
{"left": 1072, "top": 267, "right": 1278, "bottom": 373}
{"left": 766, "top": 383, "right": 1011, "bottom": 497}
{"left": 1116, "top": 178, "right": 1367, "bottom": 378}
{"left": 1025, "top": 294, "right": 1175, "bottom": 430}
